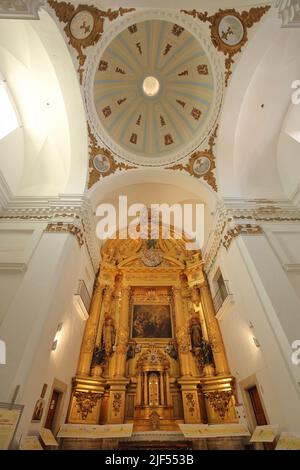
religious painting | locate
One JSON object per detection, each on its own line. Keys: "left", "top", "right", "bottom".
{"left": 31, "top": 398, "right": 45, "bottom": 423}
{"left": 132, "top": 304, "right": 172, "bottom": 339}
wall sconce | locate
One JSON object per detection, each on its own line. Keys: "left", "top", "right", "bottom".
{"left": 52, "top": 323, "right": 63, "bottom": 351}
{"left": 248, "top": 320, "right": 260, "bottom": 348}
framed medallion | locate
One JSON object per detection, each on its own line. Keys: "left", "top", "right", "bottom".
{"left": 93, "top": 153, "right": 111, "bottom": 175}
{"left": 218, "top": 14, "right": 245, "bottom": 48}
{"left": 192, "top": 155, "right": 211, "bottom": 176}
{"left": 69, "top": 10, "right": 95, "bottom": 41}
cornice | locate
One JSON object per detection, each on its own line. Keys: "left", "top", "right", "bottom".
{"left": 0, "top": 189, "right": 100, "bottom": 272}
{"left": 203, "top": 199, "right": 300, "bottom": 274}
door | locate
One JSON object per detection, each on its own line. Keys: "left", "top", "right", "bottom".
{"left": 45, "top": 390, "right": 60, "bottom": 431}
{"left": 248, "top": 385, "right": 273, "bottom": 450}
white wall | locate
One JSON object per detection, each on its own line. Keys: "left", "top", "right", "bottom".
{"left": 208, "top": 226, "right": 300, "bottom": 433}
{"left": 0, "top": 222, "right": 95, "bottom": 444}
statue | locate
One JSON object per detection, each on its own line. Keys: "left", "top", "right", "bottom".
{"left": 103, "top": 316, "right": 116, "bottom": 356}
{"left": 126, "top": 342, "right": 141, "bottom": 360}
{"left": 164, "top": 340, "right": 178, "bottom": 359}
{"left": 92, "top": 342, "right": 106, "bottom": 366}
{"left": 189, "top": 316, "right": 203, "bottom": 349}
{"left": 200, "top": 339, "right": 214, "bottom": 365}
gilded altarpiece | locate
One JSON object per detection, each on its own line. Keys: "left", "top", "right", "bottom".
{"left": 68, "top": 232, "right": 237, "bottom": 431}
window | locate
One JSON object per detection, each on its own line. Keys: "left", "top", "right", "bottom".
{"left": 212, "top": 269, "right": 229, "bottom": 312}
{"left": 0, "top": 77, "right": 19, "bottom": 140}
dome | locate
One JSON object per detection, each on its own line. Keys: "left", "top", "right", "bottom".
{"left": 91, "top": 19, "right": 219, "bottom": 166}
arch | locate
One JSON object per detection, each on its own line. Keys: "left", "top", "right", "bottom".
{"left": 0, "top": 9, "right": 88, "bottom": 198}
{"left": 217, "top": 15, "right": 300, "bottom": 200}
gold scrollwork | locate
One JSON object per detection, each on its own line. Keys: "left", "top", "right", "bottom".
{"left": 166, "top": 126, "right": 218, "bottom": 191}
{"left": 112, "top": 392, "right": 122, "bottom": 416}
{"left": 88, "top": 124, "right": 137, "bottom": 188}
{"left": 74, "top": 391, "right": 101, "bottom": 420}
{"left": 203, "top": 390, "right": 233, "bottom": 420}
{"left": 176, "top": 326, "right": 190, "bottom": 354}
{"left": 48, "top": 1, "right": 135, "bottom": 83}
{"left": 182, "top": 7, "right": 270, "bottom": 86}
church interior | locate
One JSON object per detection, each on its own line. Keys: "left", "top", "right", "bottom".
{"left": 0, "top": 0, "right": 300, "bottom": 451}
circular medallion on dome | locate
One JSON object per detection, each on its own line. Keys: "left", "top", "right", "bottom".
{"left": 218, "top": 15, "right": 245, "bottom": 46}
{"left": 70, "top": 10, "right": 94, "bottom": 40}
{"left": 93, "top": 153, "right": 111, "bottom": 173}
{"left": 192, "top": 156, "right": 211, "bottom": 176}
{"left": 92, "top": 19, "right": 219, "bottom": 166}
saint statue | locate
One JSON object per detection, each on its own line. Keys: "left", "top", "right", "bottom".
{"left": 103, "top": 316, "right": 116, "bottom": 356}
{"left": 189, "top": 316, "right": 203, "bottom": 349}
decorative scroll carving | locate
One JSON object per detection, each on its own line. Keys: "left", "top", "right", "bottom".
{"left": 182, "top": 6, "right": 270, "bottom": 86}
{"left": 88, "top": 124, "right": 137, "bottom": 188}
{"left": 203, "top": 390, "right": 233, "bottom": 420}
{"left": 115, "top": 327, "right": 129, "bottom": 354}
{"left": 74, "top": 391, "right": 101, "bottom": 420}
{"left": 176, "top": 326, "right": 190, "bottom": 354}
{"left": 223, "top": 224, "right": 263, "bottom": 250}
{"left": 166, "top": 126, "right": 218, "bottom": 191}
{"left": 45, "top": 222, "right": 84, "bottom": 246}
{"left": 48, "top": 1, "right": 135, "bottom": 83}
{"left": 186, "top": 392, "right": 196, "bottom": 416}
{"left": 112, "top": 392, "right": 122, "bottom": 415}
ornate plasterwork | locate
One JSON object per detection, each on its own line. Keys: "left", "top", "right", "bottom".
{"left": 166, "top": 125, "right": 218, "bottom": 192}
{"left": 203, "top": 202, "right": 300, "bottom": 274}
{"left": 74, "top": 390, "right": 101, "bottom": 420}
{"left": 0, "top": 0, "right": 43, "bottom": 19}
{"left": 182, "top": 6, "right": 271, "bottom": 86}
{"left": 203, "top": 390, "right": 233, "bottom": 420}
{"left": 0, "top": 194, "right": 100, "bottom": 271}
{"left": 277, "top": 0, "right": 300, "bottom": 27}
{"left": 47, "top": 1, "right": 135, "bottom": 83}
{"left": 87, "top": 124, "right": 137, "bottom": 189}
{"left": 45, "top": 222, "right": 84, "bottom": 246}
{"left": 85, "top": 8, "right": 224, "bottom": 167}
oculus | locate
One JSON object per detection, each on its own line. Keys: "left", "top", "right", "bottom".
{"left": 142, "top": 76, "right": 160, "bottom": 97}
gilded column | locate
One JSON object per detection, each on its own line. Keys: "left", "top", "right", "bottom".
{"left": 77, "top": 277, "right": 105, "bottom": 376}
{"left": 199, "top": 280, "right": 229, "bottom": 375}
{"left": 136, "top": 371, "right": 142, "bottom": 406}
{"left": 114, "top": 287, "right": 130, "bottom": 378}
{"left": 143, "top": 372, "right": 148, "bottom": 405}
{"left": 160, "top": 373, "right": 165, "bottom": 406}
{"left": 173, "top": 287, "right": 192, "bottom": 377}
{"left": 165, "top": 371, "right": 171, "bottom": 406}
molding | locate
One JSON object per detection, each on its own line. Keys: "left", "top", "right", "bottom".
{"left": 284, "top": 263, "right": 300, "bottom": 272}
{"left": 0, "top": 262, "right": 27, "bottom": 271}
{"left": 166, "top": 125, "right": 218, "bottom": 192}
{"left": 0, "top": 191, "right": 100, "bottom": 272}
{"left": 277, "top": 0, "right": 300, "bottom": 27}
{"left": 0, "top": 0, "right": 44, "bottom": 19}
{"left": 203, "top": 200, "right": 300, "bottom": 274}
{"left": 182, "top": 6, "right": 271, "bottom": 87}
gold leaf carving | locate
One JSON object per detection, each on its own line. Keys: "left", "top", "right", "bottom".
{"left": 182, "top": 6, "right": 270, "bottom": 86}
